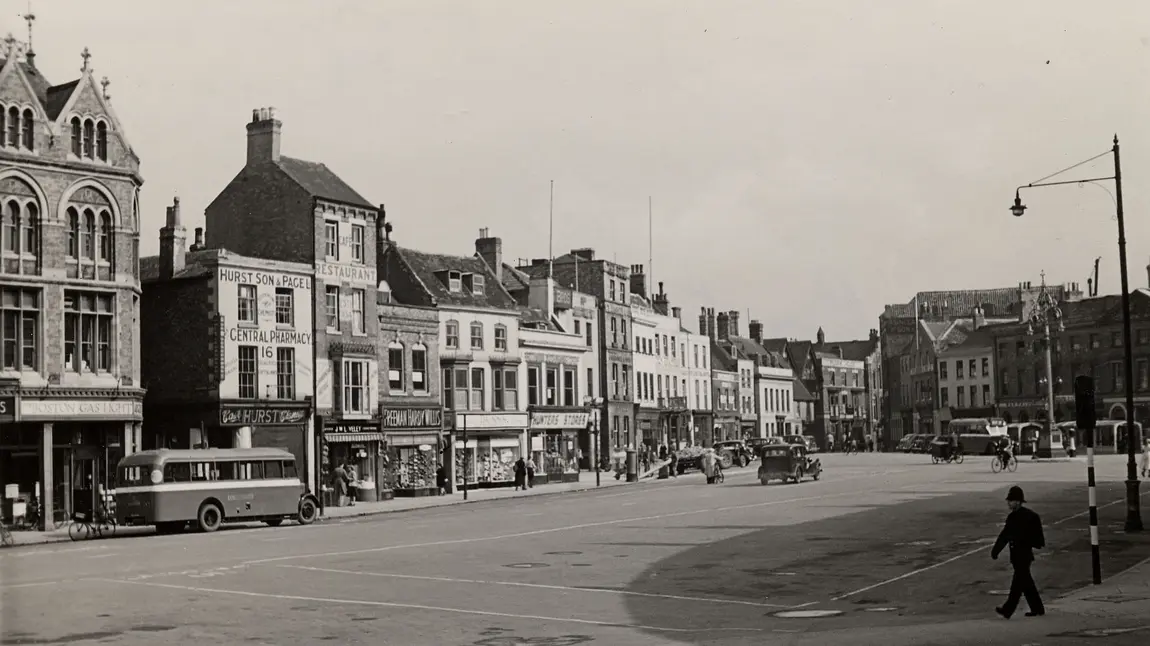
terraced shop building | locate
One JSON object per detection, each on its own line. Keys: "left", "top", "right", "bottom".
{"left": 0, "top": 40, "right": 144, "bottom": 528}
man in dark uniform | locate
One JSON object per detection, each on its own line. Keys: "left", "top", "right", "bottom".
{"left": 991, "top": 485, "right": 1046, "bottom": 618}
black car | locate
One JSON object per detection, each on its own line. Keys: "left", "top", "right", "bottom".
{"left": 711, "top": 440, "right": 754, "bottom": 468}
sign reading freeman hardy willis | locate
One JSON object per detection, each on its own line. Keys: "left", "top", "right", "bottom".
{"left": 316, "top": 262, "right": 376, "bottom": 286}
{"left": 220, "top": 406, "right": 308, "bottom": 426}
{"left": 381, "top": 407, "right": 442, "bottom": 429}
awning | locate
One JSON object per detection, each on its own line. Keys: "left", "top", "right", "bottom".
{"left": 387, "top": 433, "right": 440, "bottom": 447}
{"left": 325, "top": 432, "right": 385, "bottom": 443}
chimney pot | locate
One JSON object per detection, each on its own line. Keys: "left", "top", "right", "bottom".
{"left": 246, "top": 107, "right": 282, "bottom": 165}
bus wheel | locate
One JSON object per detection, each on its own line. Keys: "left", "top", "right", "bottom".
{"left": 197, "top": 502, "right": 223, "bottom": 533}
{"left": 297, "top": 497, "right": 318, "bottom": 525}
{"left": 264, "top": 519, "right": 284, "bottom": 527}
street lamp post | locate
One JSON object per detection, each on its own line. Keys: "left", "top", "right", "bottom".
{"left": 1026, "top": 276, "right": 1063, "bottom": 459}
{"left": 584, "top": 397, "right": 603, "bottom": 487}
{"left": 1010, "top": 135, "right": 1142, "bottom": 532}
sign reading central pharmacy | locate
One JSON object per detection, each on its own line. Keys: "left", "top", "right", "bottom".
{"left": 530, "top": 411, "right": 590, "bottom": 429}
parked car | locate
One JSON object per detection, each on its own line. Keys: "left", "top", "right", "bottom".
{"left": 711, "top": 440, "right": 754, "bottom": 468}
{"left": 746, "top": 437, "right": 786, "bottom": 459}
{"left": 784, "top": 434, "right": 819, "bottom": 453}
{"left": 910, "top": 435, "right": 935, "bottom": 453}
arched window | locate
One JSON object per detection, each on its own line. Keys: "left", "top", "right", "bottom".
{"left": 3, "top": 200, "right": 17, "bottom": 253}
{"left": 70, "top": 117, "right": 82, "bottom": 157}
{"left": 96, "top": 121, "right": 108, "bottom": 161}
{"left": 66, "top": 207, "right": 79, "bottom": 258}
{"left": 82, "top": 120, "right": 95, "bottom": 158}
{"left": 20, "top": 109, "right": 33, "bottom": 150}
{"left": 22, "top": 203, "right": 38, "bottom": 255}
{"left": 0, "top": 109, "right": 6, "bottom": 145}
{"left": 6, "top": 107, "right": 18, "bottom": 147}
{"left": 98, "top": 210, "right": 112, "bottom": 261}
{"left": 387, "top": 341, "right": 405, "bottom": 391}
{"left": 82, "top": 208, "right": 96, "bottom": 259}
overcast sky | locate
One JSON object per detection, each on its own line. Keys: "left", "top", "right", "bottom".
{"left": 15, "top": 1, "right": 1150, "bottom": 341}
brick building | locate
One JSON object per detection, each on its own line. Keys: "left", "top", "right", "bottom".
{"left": 141, "top": 202, "right": 317, "bottom": 490}
{"left": 0, "top": 41, "right": 145, "bottom": 528}
{"left": 202, "top": 107, "right": 382, "bottom": 496}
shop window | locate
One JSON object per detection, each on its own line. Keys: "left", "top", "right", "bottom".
{"left": 350, "top": 288, "right": 365, "bottom": 334}
{"left": 276, "top": 347, "right": 295, "bottom": 399}
{"left": 388, "top": 342, "right": 405, "bottom": 391}
{"left": 528, "top": 366, "right": 540, "bottom": 406}
{"left": 545, "top": 367, "right": 559, "bottom": 405}
{"left": 470, "top": 322, "right": 484, "bottom": 350}
{"left": 275, "top": 287, "right": 294, "bottom": 326}
{"left": 494, "top": 324, "right": 507, "bottom": 351}
{"left": 341, "top": 358, "right": 371, "bottom": 414}
{"left": 563, "top": 368, "right": 576, "bottom": 406}
{"left": 493, "top": 367, "right": 518, "bottom": 410}
{"left": 470, "top": 367, "right": 485, "bottom": 410}
{"left": 237, "top": 284, "right": 256, "bottom": 323}
{"left": 1, "top": 286, "right": 39, "bottom": 371}
{"left": 445, "top": 321, "right": 459, "bottom": 349}
{"left": 325, "top": 285, "right": 339, "bottom": 330}
{"left": 63, "top": 291, "right": 114, "bottom": 373}
{"left": 411, "top": 345, "right": 427, "bottom": 392}
{"left": 238, "top": 345, "right": 258, "bottom": 398}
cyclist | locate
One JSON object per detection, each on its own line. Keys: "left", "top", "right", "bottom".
{"left": 994, "top": 435, "right": 1015, "bottom": 469}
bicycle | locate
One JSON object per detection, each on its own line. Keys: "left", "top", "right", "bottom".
{"left": 991, "top": 452, "right": 1018, "bottom": 473}
{"left": 845, "top": 443, "right": 860, "bottom": 456}
{"left": 712, "top": 464, "right": 725, "bottom": 484}
{"left": 1, "top": 523, "right": 14, "bottom": 548}
{"left": 945, "top": 449, "right": 965, "bottom": 465}
{"left": 68, "top": 504, "right": 117, "bottom": 541}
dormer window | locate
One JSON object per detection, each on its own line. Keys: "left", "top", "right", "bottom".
{"left": 471, "top": 274, "right": 485, "bottom": 295}
{"left": 448, "top": 271, "right": 462, "bottom": 292}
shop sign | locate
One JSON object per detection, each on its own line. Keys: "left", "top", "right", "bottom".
{"left": 326, "top": 422, "right": 382, "bottom": 434}
{"left": 380, "top": 407, "right": 442, "bottom": 429}
{"left": 530, "top": 411, "right": 589, "bottom": 429}
{"left": 0, "top": 396, "right": 14, "bottom": 422}
{"left": 315, "top": 261, "right": 377, "bottom": 286}
{"left": 220, "top": 405, "right": 308, "bottom": 426}
{"left": 20, "top": 399, "right": 142, "bottom": 421}
{"left": 453, "top": 411, "right": 529, "bottom": 430}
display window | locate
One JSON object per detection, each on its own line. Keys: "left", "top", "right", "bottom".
{"left": 394, "top": 446, "right": 437, "bottom": 490}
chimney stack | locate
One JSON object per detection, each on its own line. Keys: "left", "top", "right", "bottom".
{"left": 629, "top": 265, "right": 647, "bottom": 298}
{"left": 973, "top": 305, "right": 986, "bottom": 330}
{"left": 699, "top": 307, "right": 709, "bottom": 338}
{"left": 671, "top": 306, "right": 681, "bottom": 319}
{"left": 816, "top": 326, "right": 826, "bottom": 345}
{"left": 158, "top": 196, "right": 186, "bottom": 280}
{"left": 189, "top": 227, "right": 204, "bottom": 252}
{"left": 869, "top": 328, "right": 879, "bottom": 342}
{"left": 717, "top": 312, "right": 731, "bottom": 340}
{"left": 749, "top": 320, "right": 763, "bottom": 343}
{"left": 475, "top": 228, "right": 502, "bottom": 283}
{"left": 707, "top": 308, "right": 716, "bottom": 340}
{"left": 728, "top": 311, "right": 740, "bottom": 338}
{"left": 652, "top": 281, "right": 669, "bottom": 315}
{"left": 246, "top": 107, "right": 282, "bottom": 165}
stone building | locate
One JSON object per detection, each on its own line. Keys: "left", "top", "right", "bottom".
{"left": 0, "top": 40, "right": 144, "bottom": 528}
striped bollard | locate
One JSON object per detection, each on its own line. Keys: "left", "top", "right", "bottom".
{"left": 1075, "top": 375, "right": 1102, "bottom": 585}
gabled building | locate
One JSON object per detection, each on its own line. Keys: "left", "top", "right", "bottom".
{"left": 0, "top": 39, "right": 145, "bottom": 527}
{"left": 708, "top": 309, "right": 792, "bottom": 439}
{"left": 514, "top": 248, "right": 633, "bottom": 457}
{"left": 811, "top": 328, "right": 883, "bottom": 448}
{"left": 141, "top": 202, "right": 317, "bottom": 490}
{"left": 935, "top": 322, "right": 998, "bottom": 429}
{"left": 630, "top": 270, "right": 693, "bottom": 448}
{"left": 710, "top": 339, "right": 741, "bottom": 443}
{"left": 202, "top": 107, "right": 382, "bottom": 494}
{"left": 380, "top": 232, "right": 528, "bottom": 490}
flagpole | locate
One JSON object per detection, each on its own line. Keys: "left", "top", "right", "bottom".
{"left": 548, "top": 180, "right": 554, "bottom": 279}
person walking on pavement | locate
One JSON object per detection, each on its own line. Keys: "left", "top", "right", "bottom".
{"left": 513, "top": 457, "right": 527, "bottom": 491}
{"left": 992, "top": 485, "right": 1046, "bottom": 619}
{"left": 526, "top": 457, "right": 536, "bottom": 488}
{"left": 668, "top": 449, "right": 679, "bottom": 477}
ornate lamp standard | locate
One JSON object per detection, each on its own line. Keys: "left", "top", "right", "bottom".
{"left": 1011, "top": 135, "right": 1142, "bottom": 532}
{"left": 583, "top": 396, "right": 603, "bottom": 487}
{"left": 1025, "top": 276, "right": 1064, "bottom": 458}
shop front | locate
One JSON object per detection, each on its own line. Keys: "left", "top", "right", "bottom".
{"left": 381, "top": 405, "right": 443, "bottom": 497}
{"left": 739, "top": 418, "right": 757, "bottom": 441}
{"left": 528, "top": 409, "right": 587, "bottom": 484}
{"left": 322, "top": 420, "right": 385, "bottom": 504}
{"left": 451, "top": 412, "right": 528, "bottom": 490}
{"left": 3, "top": 395, "right": 143, "bottom": 529}
{"left": 713, "top": 415, "right": 739, "bottom": 444}
{"left": 636, "top": 407, "right": 661, "bottom": 450}
{"left": 219, "top": 401, "right": 311, "bottom": 481}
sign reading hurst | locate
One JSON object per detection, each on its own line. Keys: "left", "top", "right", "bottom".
{"left": 220, "top": 405, "right": 308, "bottom": 426}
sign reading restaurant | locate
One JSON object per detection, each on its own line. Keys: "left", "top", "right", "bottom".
{"left": 315, "top": 261, "right": 376, "bottom": 286}
{"left": 381, "top": 407, "right": 442, "bottom": 429}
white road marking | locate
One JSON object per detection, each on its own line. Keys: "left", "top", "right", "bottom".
{"left": 242, "top": 488, "right": 886, "bottom": 565}
{"left": 280, "top": 564, "right": 799, "bottom": 609}
{"left": 1, "top": 580, "right": 70, "bottom": 589}
{"left": 1051, "top": 490, "right": 1149, "bottom": 526}
{"left": 96, "top": 578, "right": 767, "bottom": 633}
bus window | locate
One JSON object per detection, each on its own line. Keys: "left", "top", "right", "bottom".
{"left": 120, "top": 466, "right": 146, "bottom": 487}
{"left": 164, "top": 462, "right": 191, "bottom": 482}
{"left": 225, "top": 462, "right": 263, "bottom": 480}
{"left": 191, "top": 462, "right": 215, "bottom": 481}
{"left": 283, "top": 461, "right": 298, "bottom": 480}
{"left": 265, "top": 460, "right": 283, "bottom": 479}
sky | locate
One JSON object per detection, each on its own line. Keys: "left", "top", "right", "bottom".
{"left": 8, "top": 0, "right": 1150, "bottom": 342}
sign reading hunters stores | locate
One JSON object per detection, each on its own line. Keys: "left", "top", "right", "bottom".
{"left": 220, "top": 405, "right": 308, "bottom": 426}
{"left": 381, "top": 407, "right": 443, "bottom": 430}
{"left": 0, "top": 396, "right": 14, "bottom": 423}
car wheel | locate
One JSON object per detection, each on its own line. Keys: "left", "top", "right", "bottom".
{"left": 297, "top": 497, "right": 318, "bottom": 525}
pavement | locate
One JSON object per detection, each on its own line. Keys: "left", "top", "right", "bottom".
{"left": 2, "top": 453, "right": 1149, "bottom": 645}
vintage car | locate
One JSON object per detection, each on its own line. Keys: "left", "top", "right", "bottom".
{"left": 711, "top": 440, "right": 754, "bottom": 468}
{"left": 783, "top": 434, "right": 819, "bottom": 453}
{"left": 746, "top": 437, "right": 787, "bottom": 458}
{"left": 758, "top": 443, "right": 822, "bottom": 485}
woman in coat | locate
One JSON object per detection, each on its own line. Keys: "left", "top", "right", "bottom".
{"left": 513, "top": 457, "right": 527, "bottom": 490}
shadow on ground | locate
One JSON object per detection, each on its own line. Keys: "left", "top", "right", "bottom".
{"left": 619, "top": 481, "right": 1150, "bottom": 644}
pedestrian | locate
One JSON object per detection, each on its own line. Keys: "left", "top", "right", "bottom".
{"left": 436, "top": 465, "right": 447, "bottom": 496}
{"left": 991, "top": 485, "right": 1046, "bottom": 619}
{"left": 668, "top": 449, "right": 679, "bottom": 477}
{"left": 513, "top": 457, "right": 527, "bottom": 491}
{"left": 1139, "top": 438, "right": 1149, "bottom": 478}
{"left": 332, "top": 464, "right": 348, "bottom": 507}
{"left": 526, "top": 457, "right": 536, "bottom": 488}
{"left": 702, "top": 448, "right": 716, "bottom": 484}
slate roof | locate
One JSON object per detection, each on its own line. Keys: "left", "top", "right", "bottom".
{"left": 519, "top": 306, "right": 558, "bottom": 330}
{"left": 277, "top": 156, "right": 374, "bottom": 208}
{"left": 785, "top": 339, "right": 813, "bottom": 373}
{"left": 759, "top": 337, "right": 789, "bottom": 354}
{"left": 792, "top": 378, "right": 816, "bottom": 402}
{"left": 882, "top": 287, "right": 1022, "bottom": 319}
{"left": 0, "top": 59, "right": 88, "bottom": 122}
{"left": 945, "top": 325, "right": 997, "bottom": 352}
{"left": 395, "top": 247, "right": 520, "bottom": 310}
{"left": 710, "top": 338, "right": 738, "bottom": 372}
{"left": 813, "top": 339, "right": 877, "bottom": 362}
{"left": 500, "top": 264, "right": 532, "bottom": 293}
{"left": 139, "top": 249, "right": 223, "bottom": 283}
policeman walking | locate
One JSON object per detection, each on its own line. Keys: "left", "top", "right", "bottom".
{"left": 991, "top": 485, "right": 1046, "bottom": 618}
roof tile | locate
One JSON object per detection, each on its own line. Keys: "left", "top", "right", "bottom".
{"left": 397, "top": 247, "right": 520, "bottom": 310}
{"left": 277, "top": 156, "right": 374, "bottom": 208}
